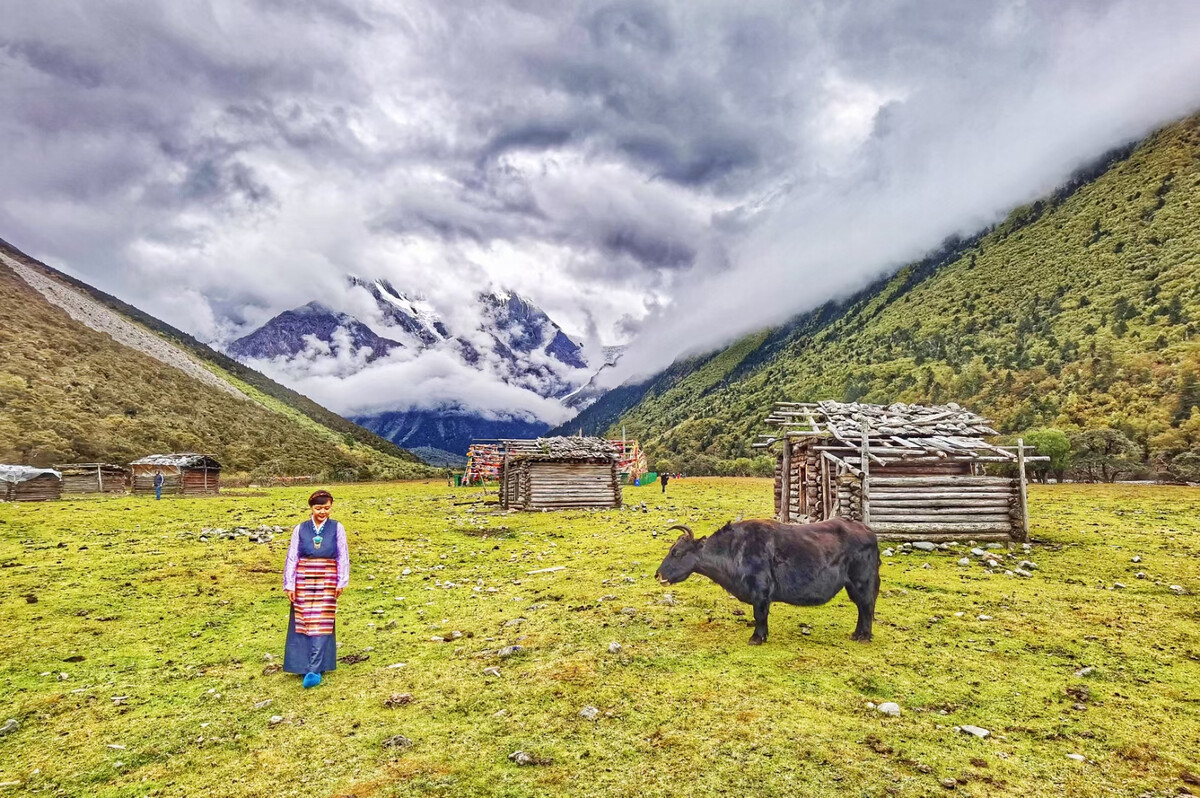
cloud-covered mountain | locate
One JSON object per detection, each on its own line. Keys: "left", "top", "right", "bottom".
{"left": 226, "top": 301, "right": 400, "bottom": 366}
{"left": 223, "top": 279, "right": 600, "bottom": 458}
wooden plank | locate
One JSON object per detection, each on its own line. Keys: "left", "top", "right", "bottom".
{"left": 870, "top": 477, "right": 1015, "bottom": 487}
{"left": 875, "top": 531, "right": 1014, "bottom": 542}
{"left": 1016, "top": 438, "right": 1030, "bottom": 543}
{"left": 870, "top": 497, "right": 1014, "bottom": 509}
{"left": 871, "top": 521, "right": 1015, "bottom": 534}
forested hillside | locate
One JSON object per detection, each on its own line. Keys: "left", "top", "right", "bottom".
{"left": 568, "top": 114, "right": 1200, "bottom": 481}
{"left": 0, "top": 246, "right": 434, "bottom": 481}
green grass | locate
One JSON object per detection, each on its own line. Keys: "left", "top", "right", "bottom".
{"left": 2, "top": 479, "right": 1198, "bottom": 797}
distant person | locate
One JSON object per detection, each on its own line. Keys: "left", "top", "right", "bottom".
{"left": 282, "top": 489, "right": 350, "bottom": 689}
{"left": 660, "top": 472, "right": 670, "bottom": 493}
{"left": 153, "top": 470, "right": 164, "bottom": 500}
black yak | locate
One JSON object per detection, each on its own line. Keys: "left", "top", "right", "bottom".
{"left": 655, "top": 518, "right": 880, "bottom": 645}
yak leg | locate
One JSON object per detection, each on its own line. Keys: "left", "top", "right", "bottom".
{"left": 749, "top": 601, "right": 770, "bottom": 645}
{"left": 844, "top": 561, "right": 879, "bottom": 643}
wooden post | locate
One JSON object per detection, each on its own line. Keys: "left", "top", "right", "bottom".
{"left": 1016, "top": 438, "right": 1029, "bottom": 542}
{"left": 860, "top": 419, "right": 871, "bottom": 527}
{"left": 780, "top": 441, "right": 791, "bottom": 523}
{"left": 97, "top": 464, "right": 103, "bottom": 493}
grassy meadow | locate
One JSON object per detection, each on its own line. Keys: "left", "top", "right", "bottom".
{"left": 1, "top": 478, "right": 1198, "bottom": 797}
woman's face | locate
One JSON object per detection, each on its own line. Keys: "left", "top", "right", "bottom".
{"left": 311, "top": 501, "right": 333, "bottom": 524}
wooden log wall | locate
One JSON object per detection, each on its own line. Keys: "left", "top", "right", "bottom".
{"left": 867, "top": 475, "right": 1020, "bottom": 541}
{"left": 61, "top": 468, "right": 128, "bottom": 494}
{"left": 5, "top": 476, "right": 63, "bottom": 502}
{"left": 514, "top": 460, "right": 621, "bottom": 510}
{"left": 131, "top": 466, "right": 179, "bottom": 495}
{"left": 181, "top": 468, "right": 220, "bottom": 495}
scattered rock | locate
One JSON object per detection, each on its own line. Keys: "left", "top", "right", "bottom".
{"left": 579, "top": 706, "right": 600, "bottom": 721}
{"left": 882, "top": 548, "right": 894, "bottom": 557}
{"left": 386, "top": 662, "right": 406, "bottom": 670}
{"left": 970, "top": 548, "right": 987, "bottom": 557}
{"left": 985, "top": 543, "right": 1003, "bottom": 550}
{"left": 385, "top": 693, "right": 414, "bottom": 708}
{"left": 1131, "top": 556, "right": 1141, "bottom": 563}
{"left": 1113, "top": 582, "right": 1127, "bottom": 589}
{"left": 1169, "top": 585, "right": 1187, "bottom": 595}
{"left": 976, "top": 615, "right": 993, "bottom": 621}
{"left": 262, "top": 653, "right": 274, "bottom": 662}
{"left": 1135, "top": 572, "right": 1147, "bottom": 579}
{"left": 508, "top": 750, "right": 551, "bottom": 766}
{"left": 1014, "top": 569, "right": 1033, "bottom": 578}
{"left": 503, "top": 618, "right": 526, "bottom": 628}
{"left": 620, "top": 607, "right": 637, "bottom": 616}
{"left": 912, "top": 541, "right": 937, "bottom": 552}
{"left": 492, "top": 709, "right": 508, "bottom": 718}
{"left": 608, "top": 642, "right": 622, "bottom": 654}
{"left": 1066, "top": 753, "right": 1085, "bottom": 762}
{"left": 959, "top": 725, "right": 990, "bottom": 739}
{"left": 658, "top": 594, "right": 677, "bottom": 606}
{"left": 800, "top": 625, "right": 812, "bottom": 636}
{"left": 1075, "top": 666, "right": 1095, "bottom": 677}
{"left": 877, "top": 702, "right": 901, "bottom": 717}
{"left": 0, "top": 719, "right": 18, "bottom": 737}
{"left": 940, "top": 778, "right": 957, "bottom": 789}
{"left": 497, "top": 646, "right": 524, "bottom": 658}
{"left": 483, "top": 667, "right": 502, "bottom": 677}
{"left": 269, "top": 716, "right": 283, "bottom": 726}
{"left": 1018, "top": 560, "right": 1037, "bottom": 570}
{"left": 111, "top": 696, "right": 127, "bottom": 706}
{"left": 957, "top": 558, "right": 971, "bottom": 567}
{"left": 56, "top": 673, "right": 70, "bottom": 681}
{"left": 922, "top": 563, "right": 932, "bottom": 570}
{"left": 253, "top": 699, "right": 273, "bottom": 709}
{"left": 382, "top": 735, "right": 413, "bottom": 750}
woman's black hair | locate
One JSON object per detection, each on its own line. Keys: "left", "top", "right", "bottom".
{"left": 308, "top": 489, "right": 334, "bottom": 506}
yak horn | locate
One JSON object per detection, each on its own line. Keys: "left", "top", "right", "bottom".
{"left": 665, "top": 524, "right": 693, "bottom": 540}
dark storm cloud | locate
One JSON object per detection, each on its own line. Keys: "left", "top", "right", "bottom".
{"left": 2, "top": 0, "right": 1199, "bottom": 416}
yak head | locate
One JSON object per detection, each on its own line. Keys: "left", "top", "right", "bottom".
{"left": 655, "top": 525, "right": 703, "bottom": 585}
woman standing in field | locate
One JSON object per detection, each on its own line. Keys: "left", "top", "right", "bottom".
{"left": 282, "top": 490, "right": 349, "bottom": 688}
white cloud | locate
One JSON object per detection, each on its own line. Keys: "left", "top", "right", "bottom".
{"left": 2, "top": 0, "right": 1199, "bottom": 413}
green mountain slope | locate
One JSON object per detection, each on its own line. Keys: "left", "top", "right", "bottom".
{"left": 575, "top": 114, "right": 1200, "bottom": 479}
{"left": 0, "top": 242, "right": 435, "bottom": 481}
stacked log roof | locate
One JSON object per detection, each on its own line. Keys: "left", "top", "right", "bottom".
{"left": 754, "top": 400, "right": 1026, "bottom": 466}
{"left": 129, "top": 453, "right": 221, "bottom": 469}
{"left": 500, "top": 436, "right": 618, "bottom": 462}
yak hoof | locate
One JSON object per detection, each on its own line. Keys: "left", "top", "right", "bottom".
{"left": 850, "top": 632, "right": 873, "bottom": 643}
{"left": 748, "top": 635, "right": 765, "bottom": 646}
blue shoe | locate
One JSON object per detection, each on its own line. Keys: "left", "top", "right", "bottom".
{"left": 302, "top": 672, "right": 321, "bottom": 688}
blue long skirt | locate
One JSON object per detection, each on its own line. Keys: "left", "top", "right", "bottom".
{"left": 283, "top": 608, "right": 337, "bottom": 675}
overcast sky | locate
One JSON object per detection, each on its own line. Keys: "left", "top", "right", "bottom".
{"left": 3, "top": 1, "right": 1200, "bottom": 420}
